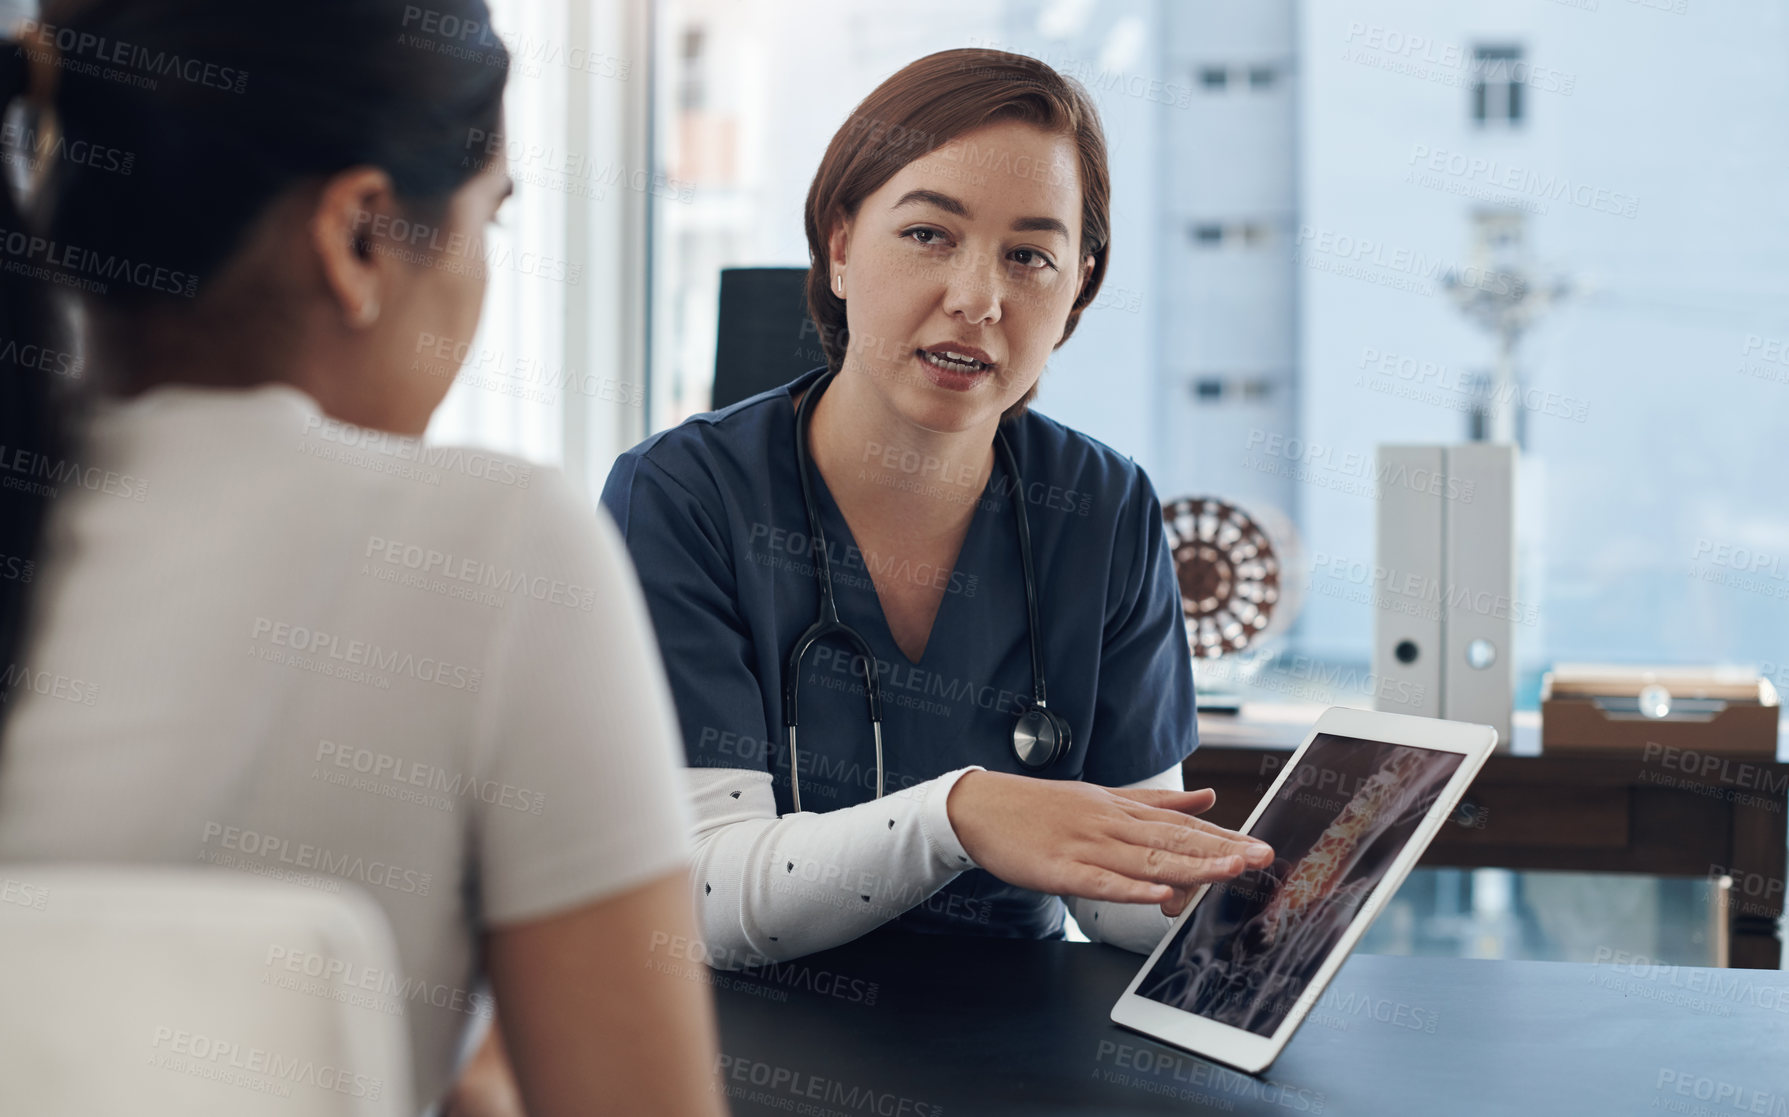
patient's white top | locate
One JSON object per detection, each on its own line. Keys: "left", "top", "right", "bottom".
{"left": 0, "top": 382, "right": 692, "bottom": 1107}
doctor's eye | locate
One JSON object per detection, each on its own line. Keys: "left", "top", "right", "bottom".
{"left": 1008, "top": 247, "right": 1058, "bottom": 272}
{"left": 899, "top": 226, "right": 952, "bottom": 248}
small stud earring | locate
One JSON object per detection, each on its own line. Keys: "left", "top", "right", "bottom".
{"left": 355, "top": 299, "right": 380, "bottom": 327}
{"left": 834, "top": 273, "right": 843, "bottom": 296}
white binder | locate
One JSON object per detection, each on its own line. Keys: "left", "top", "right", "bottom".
{"left": 1373, "top": 444, "right": 1515, "bottom": 748}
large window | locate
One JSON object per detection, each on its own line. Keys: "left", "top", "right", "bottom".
{"left": 424, "top": 0, "right": 650, "bottom": 496}
{"left": 643, "top": 1, "right": 1789, "bottom": 711}
{"left": 633, "top": 0, "right": 1775, "bottom": 965}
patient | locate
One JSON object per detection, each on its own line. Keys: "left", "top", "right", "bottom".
{"left": 0, "top": 3, "right": 722, "bottom": 1114}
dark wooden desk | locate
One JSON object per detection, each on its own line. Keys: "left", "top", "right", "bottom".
{"left": 712, "top": 927, "right": 1789, "bottom": 1116}
{"left": 1186, "top": 728, "right": 1789, "bottom": 968}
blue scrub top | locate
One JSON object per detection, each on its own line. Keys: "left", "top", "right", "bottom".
{"left": 600, "top": 366, "right": 1198, "bottom": 940}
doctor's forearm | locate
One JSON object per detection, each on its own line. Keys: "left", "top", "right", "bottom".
{"left": 684, "top": 765, "right": 984, "bottom": 966}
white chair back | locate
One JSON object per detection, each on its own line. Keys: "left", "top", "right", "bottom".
{"left": 0, "top": 866, "right": 414, "bottom": 1117}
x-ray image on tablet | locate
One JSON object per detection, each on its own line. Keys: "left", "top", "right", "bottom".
{"left": 1135, "top": 733, "right": 1464, "bottom": 1036}
{"left": 1111, "top": 709, "right": 1494, "bottom": 1073}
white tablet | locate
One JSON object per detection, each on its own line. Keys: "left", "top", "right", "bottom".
{"left": 1109, "top": 706, "right": 1496, "bottom": 1074}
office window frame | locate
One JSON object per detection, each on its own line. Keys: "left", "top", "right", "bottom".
{"left": 1471, "top": 43, "right": 1526, "bottom": 127}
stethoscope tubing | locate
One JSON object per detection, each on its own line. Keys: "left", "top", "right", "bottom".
{"left": 782, "top": 368, "right": 1059, "bottom": 810}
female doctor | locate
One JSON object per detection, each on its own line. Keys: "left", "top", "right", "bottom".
{"left": 601, "top": 47, "right": 1274, "bottom": 963}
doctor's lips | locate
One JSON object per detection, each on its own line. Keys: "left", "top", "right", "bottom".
{"left": 915, "top": 343, "right": 997, "bottom": 379}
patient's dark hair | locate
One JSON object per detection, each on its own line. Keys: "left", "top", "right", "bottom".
{"left": 0, "top": 0, "right": 508, "bottom": 725}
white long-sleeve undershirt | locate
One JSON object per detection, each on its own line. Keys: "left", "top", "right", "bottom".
{"left": 684, "top": 762, "right": 1183, "bottom": 968}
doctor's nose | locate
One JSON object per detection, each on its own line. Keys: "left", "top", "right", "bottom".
{"left": 941, "top": 253, "right": 1003, "bottom": 325}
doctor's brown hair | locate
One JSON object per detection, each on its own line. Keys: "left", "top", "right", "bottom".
{"left": 802, "top": 48, "right": 1112, "bottom": 421}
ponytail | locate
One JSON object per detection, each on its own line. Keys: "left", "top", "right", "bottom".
{"left": 0, "top": 38, "right": 73, "bottom": 725}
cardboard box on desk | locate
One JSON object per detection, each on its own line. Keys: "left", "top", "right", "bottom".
{"left": 1541, "top": 664, "right": 1779, "bottom": 757}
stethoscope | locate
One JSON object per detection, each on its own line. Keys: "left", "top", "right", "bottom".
{"left": 782, "top": 368, "right": 1072, "bottom": 811}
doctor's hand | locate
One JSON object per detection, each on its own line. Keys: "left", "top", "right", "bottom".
{"left": 945, "top": 771, "right": 1273, "bottom": 909}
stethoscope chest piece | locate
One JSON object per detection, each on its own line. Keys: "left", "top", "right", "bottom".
{"left": 1011, "top": 702, "right": 1072, "bottom": 769}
